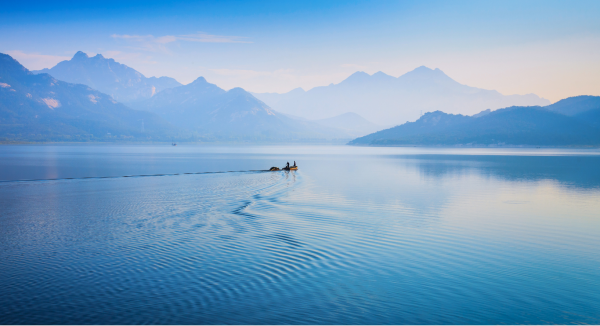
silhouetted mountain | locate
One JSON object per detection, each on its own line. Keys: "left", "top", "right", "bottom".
{"left": 131, "top": 78, "right": 350, "bottom": 141}
{"left": 545, "top": 95, "right": 600, "bottom": 116}
{"left": 253, "top": 67, "right": 550, "bottom": 125}
{"left": 349, "top": 106, "right": 600, "bottom": 146}
{"left": 33, "top": 51, "right": 181, "bottom": 103}
{"left": 136, "top": 77, "right": 225, "bottom": 120}
{"left": 0, "top": 53, "right": 175, "bottom": 141}
{"left": 573, "top": 108, "right": 600, "bottom": 129}
{"left": 472, "top": 109, "right": 491, "bottom": 118}
{"left": 550, "top": 96, "right": 600, "bottom": 128}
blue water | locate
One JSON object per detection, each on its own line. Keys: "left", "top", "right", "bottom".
{"left": 1, "top": 144, "right": 599, "bottom": 324}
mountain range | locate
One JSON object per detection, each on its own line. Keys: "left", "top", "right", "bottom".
{"left": 349, "top": 96, "right": 600, "bottom": 146}
{"left": 33, "top": 51, "right": 182, "bottom": 103}
{"left": 0, "top": 53, "right": 174, "bottom": 142}
{"left": 27, "top": 51, "right": 373, "bottom": 140}
{"left": 4, "top": 50, "right": 600, "bottom": 146}
{"left": 16, "top": 52, "right": 359, "bottom": 141}
{"left": 253, "top": 67, "right": 550, "bottom": 125}
{"left": 128, "top": 77, "right": 353, "bottom": 140}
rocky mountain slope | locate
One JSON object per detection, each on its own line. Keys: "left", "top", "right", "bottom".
{"left": 0, "top": 53, "right": 175, "bottom": 141}
{"left": 33, "top": 51, "right": 181, "bottom": 103}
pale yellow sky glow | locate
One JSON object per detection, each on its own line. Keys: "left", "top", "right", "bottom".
{"left": 139, "top": 35, "right": 600, "bottom": 102}
{"left": 3, "top": 2, "right": 600, "bottom": 103}
{"left": 9, "top": 33, "right": 600, "bottom": 103}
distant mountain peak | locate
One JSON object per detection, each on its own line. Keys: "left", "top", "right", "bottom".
{"left": 0, "top": 52, "right": 31, "bottom": 77}
{"left": 413, "top": 65, "right": 434, "bottom": 72}
{"left": 227, "top": 87, "right": 248, "bottom": 95}
{"left": 372, "top": 71, "right": 389, "bottom": 77}
{"left": 371, "top": 71, "right": 396, "bottom": 81}
{"left": 340, "top": 71, "right": 372, "bottom": 85}
{"left": 72, "top": 51, "right": 89, "bottom": 60}
{"left": 351, "top": 71, "right": 369, "bottom": 77}
{"left": 405, "top": 66, "right": 451, "bottom": 78}
{"left": 190, "top": 76, "right": 208, "bottom": 84}
{"left": 289, "top": 87, "right": 305, "bottom": 93}
{"left": 340, "top": 71, "right": 398, "bottom": 85}
{"left": 399, "top": 65, "right": 456, "bottom": 86}
{"left": 408, "top": 66, "right": 447, "bottom": 76}
{"left": 72, "top": 51, "right": 106, "bottom": 61}
{"left": 432, "top": 68, "right": 450, "bottom": 77}
{"left": 34, "top": 52, "right": 182, "bottom": 102}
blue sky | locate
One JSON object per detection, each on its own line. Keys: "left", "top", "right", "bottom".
{"left": 1, "top": 0, "right": 599, "bottom": 101}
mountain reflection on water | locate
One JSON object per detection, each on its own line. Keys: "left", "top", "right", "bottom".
{"left": 0, "top": 145, "right": 599, "bottom": 324}
{"left": 405, "top": 154, "right": 600, "bottom": 189}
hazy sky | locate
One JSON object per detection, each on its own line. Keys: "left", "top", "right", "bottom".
{"left": 1, "top": 0, "right": 599, "bottom": 102}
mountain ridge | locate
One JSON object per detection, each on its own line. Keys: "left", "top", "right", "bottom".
{"left": 348, "top": 97, "right": 600, "bottom": 146}
{"left": 252, "top": 67, "right": 550, "bottom": 125}
{"left": 545, "top": 95, "right": 600, "bottom": 116}
{"left": 0, "top": 52, "right": 176, "bottom": 141}
{"left": 129, "top": 77, "right": 353, "bottom": 140}
{"left": 32, "top": 51, "right": 182, "bottom": 103}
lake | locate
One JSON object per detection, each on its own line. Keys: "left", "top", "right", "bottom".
{"left": 1, "top": 144, "right": 599, "bottom": 324}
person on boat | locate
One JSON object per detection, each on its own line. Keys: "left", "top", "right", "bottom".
{"left": 293, "top": 161, "right": 296, "bottom": 167}
{"left": 286, "top": 162, "right": 290, "bottom": 169}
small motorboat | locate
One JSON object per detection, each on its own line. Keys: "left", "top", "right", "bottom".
{"left": 270, "top": 165, "right": 298, "bottom": 171}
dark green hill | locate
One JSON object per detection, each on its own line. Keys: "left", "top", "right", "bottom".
{"left": 349, "top": 106, "right": 600, "bottom": 146}
{"left": 0, "top": 53, "right": 175, "bottom": 142}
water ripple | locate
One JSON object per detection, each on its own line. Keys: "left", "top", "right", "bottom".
{"left": 1, "top": 154, "right": 600, "bottom": 324}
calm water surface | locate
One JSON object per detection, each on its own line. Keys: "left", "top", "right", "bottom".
{"left": 1, "top": 144, "right": 599, "bottom": 324}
